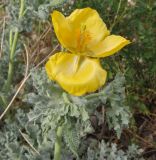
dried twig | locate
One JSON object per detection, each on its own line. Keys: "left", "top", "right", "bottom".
{"left": 30, "top": 25, "right": 52, "bottom": 60}
{"left": 127, "top": 129, "right": 156, "bottom": 147}
{"left": 19, "top": 129, "right": 40, "bottom": 155}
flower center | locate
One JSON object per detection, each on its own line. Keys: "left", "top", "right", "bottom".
{"left": 76, "top": 25, "right": 91, "bottom": 52}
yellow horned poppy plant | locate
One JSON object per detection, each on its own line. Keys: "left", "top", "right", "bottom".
{"left": 45, "top": 8, "right": 130, "bottom": 96}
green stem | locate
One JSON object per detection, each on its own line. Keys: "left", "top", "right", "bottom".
{"left": 5, "top": 0, "right": 25, "bottom": 91}
{"left": 7, "top": 31, "right": 19, "bottom": 89}
{"left": 54, "top": 126, "right": 63, "bottom": 160}
{"left": 18, "top": 0, "right": 25, "bottom": 19}
{"left": 9, "top": 30, "right": 13, "bottom": 49}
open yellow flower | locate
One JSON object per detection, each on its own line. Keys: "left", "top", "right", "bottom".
{"left": 45, "top": 8, "right": 130, "bottom": 96}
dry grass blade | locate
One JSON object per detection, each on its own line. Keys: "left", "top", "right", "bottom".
{"left": 0, "top": 17, "right": 6, "bottom": 58}
{"left": 19, "top": 129, "right": 40, "bottom": 155}
{"left": 23, "top": 43, "right": 29, "bottom": 78}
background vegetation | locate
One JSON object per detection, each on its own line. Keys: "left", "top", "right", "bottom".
{"left": 0, "top": 0, "right": 156, "bottom": 159}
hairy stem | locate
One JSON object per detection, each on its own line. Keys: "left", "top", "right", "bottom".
{"left": 54, "top": 126, "right": 63, "bottom": 160}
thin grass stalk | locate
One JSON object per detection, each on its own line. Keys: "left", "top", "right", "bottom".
{"left": 6, "top": 0, "right": 25, "bottom": 90}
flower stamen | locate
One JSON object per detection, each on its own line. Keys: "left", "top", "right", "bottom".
{"left": 76, "top": 25, "right": 92, "bottom": 52}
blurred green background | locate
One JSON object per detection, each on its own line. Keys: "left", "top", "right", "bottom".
{"left": 72, "top": 0, "right": 156, "bottom": 113}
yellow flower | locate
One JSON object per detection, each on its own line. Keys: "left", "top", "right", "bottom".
{"left": 45, "top": 8, "right": 130, "bottom": 96}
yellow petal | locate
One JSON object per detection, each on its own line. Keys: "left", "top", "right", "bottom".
{"left": 45, "top": 52, "right": 107, "bottom": 96}
{"left": 67, "top": 8, "right": 110, "bottom": 48}
{"left": 51, "top": 11, "right": 76, "bottom": 52}
{"left": 90, "top": 35, "right": 130, "bottom": 58}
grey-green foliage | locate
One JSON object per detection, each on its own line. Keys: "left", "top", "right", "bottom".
{"left": 0, "top": 109, "right": 56, "bottom": 160}
{"left": 1, "top": 0, "right": 68, "bottom": 82}
{"left": 25, "top": 68, "right": 131, "bottom": 156}
{"left": 84, "top": 73, "right": 131, "bottom": 137}
{"left": 0, "top": 109, "right": 33, "bottom": 160}
{"left": 27, "top": 0, "right": 68, "bottom": 20}
{"left": 25, "top": 68, "right": 92, "bottom": 158}
{"left": 6, "top": 0, "right": 68, "bottom": 32}
{"left": 86, "top": 140, "right": 144, "bottom": 160}
{"left": 0, "top": 68, "right": 133, "bottom": 159}
{"left": 104, "top": 74, "right": 131, "bottom": 138}
{"left": 0, "top": 0, "right": 69, "bottom": 107}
